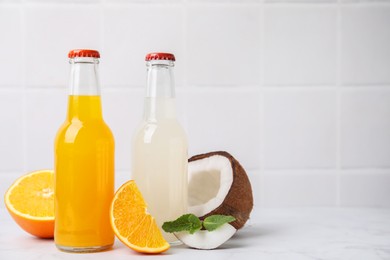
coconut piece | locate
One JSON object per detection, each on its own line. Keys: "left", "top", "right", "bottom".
{"left": 175, "top": 223, "right": 236, "bottom": 250}
{"left": 188, "top": 151, "right": 253, "bottom": 229}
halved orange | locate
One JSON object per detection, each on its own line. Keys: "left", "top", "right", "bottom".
{"left": 4, "top": 169, "right": 55, "bottom": 238}
{"left": 110, "top": 180, "right": 170, "bottom": 254}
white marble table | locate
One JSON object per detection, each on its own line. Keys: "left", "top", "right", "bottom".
{"left": 1, "top": 207, "right": 389, "bottom": 260}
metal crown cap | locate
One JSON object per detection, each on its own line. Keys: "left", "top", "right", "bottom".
{"left": 145, "top": 52, "right": 175, "bottom": 61}
{"left": 68, "top": 49, "right": 100, "bottom": 58}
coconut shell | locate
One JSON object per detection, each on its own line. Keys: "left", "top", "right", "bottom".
{"left": 188, "top": 151, "right": 253, "bottom": 229}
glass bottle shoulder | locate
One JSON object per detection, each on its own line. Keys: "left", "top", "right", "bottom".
{"left": 55, "top": 118, "right": 114, "bottom": 145}
{"left": 133, "top": 119, "right": 187, "bottom": 145}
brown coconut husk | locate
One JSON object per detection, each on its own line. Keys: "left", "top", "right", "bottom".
{"left": 188, "top": 151, "right": 254, "bottom": 229}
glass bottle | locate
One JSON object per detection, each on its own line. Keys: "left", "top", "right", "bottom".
{"left": 54, "top": 49, "right": 115, "bottom": 252}
{"left": 132, "top": 53, "right": 188, "bottom": 244}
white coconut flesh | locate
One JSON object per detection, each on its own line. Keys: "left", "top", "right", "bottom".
{"left": 175, "top": 224, "right": 236, "bottom": 250}
{"left": 188, "top": 155, "right": 233, "bottom": 217}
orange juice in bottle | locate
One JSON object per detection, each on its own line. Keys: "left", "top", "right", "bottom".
{"left": 54, "top": 49, "right": 114, "bottom": 253}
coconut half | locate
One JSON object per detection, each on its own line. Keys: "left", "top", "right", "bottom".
{"left": 175, "top": 224, "right": 236, "bottom": 250}
{"left": 188, "top": 151, "right": 253, "bottom": 229}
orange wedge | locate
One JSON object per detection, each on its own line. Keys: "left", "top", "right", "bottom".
{"left": 110, "top": 180, "right": 170, "bottom": 254}
{"left": 4, "top": 170, "right": 55, "bottom": 238}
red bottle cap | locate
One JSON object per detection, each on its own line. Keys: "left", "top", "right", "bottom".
{"left": 145, "top": 53, "right": 175, "bottom": 61}
{"left": 68, "top": 49, "right": 100, "bottom": 58}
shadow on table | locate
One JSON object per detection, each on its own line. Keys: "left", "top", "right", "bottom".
{"left": 217, "top": 224, "right": 277, "bottom": 250}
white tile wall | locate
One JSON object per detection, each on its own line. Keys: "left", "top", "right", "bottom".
{"left": 24, "top": 89, "right": 67, "bottom": 171}
{"left": 0, "top": 173, "right": 21, "bottom": 208}
{"left": 340, "top": 169, "right": 390, "bottom": 207}
{"left": 341, "top": 87, "right": 390, "bottom": 168}
{"left": 0, "top": 0, "right": 390, "bottom": 208}
{"left": 24, "top": 4, "right": 101, "bottom": 87}
{"left": 187, "top": 3, "right": 262, "bottom": 86}
{"left": 264, "top": 89, "right": 337, "bottom": 169}
{"left": 186, "top": 88, "right": 261, "bottom": 170}
{"left": 102, "top": 3, "right": 185, "bottom": 87}
{"left": 341, "top": 3, "right": 390, "bottom": 85}
{"left": 102, "top": 88, "right": 144, "bottom": 171}
{"left": 115, "top": 170, "right": 131, "bottom": 191}
{"left": 0, "top": 91, "right": 23, "bottom": 171}
{"left": 261, "top": 170, "right": 338, "bottom": 207}
{"left": 0, "top": 6, "right": 22, "bottom": 87}
{"left": 264, "top": 4, "right": 337, "bottom": 86}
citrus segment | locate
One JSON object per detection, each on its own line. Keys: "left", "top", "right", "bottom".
{"left": 110, "top": 180, "right": 170, "bottom": 254}
{"left": 4, "top": 170, "right": 55, "bottom": 238}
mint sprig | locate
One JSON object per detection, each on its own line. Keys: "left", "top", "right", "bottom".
{"left": 162, "top": 214, "right": 236, "bottom": 234}
{"left": 162, "top": 214, "right": 202, "bottom": 234}
{"left": 203, "top": 215, "right": 236, "bottom": 231}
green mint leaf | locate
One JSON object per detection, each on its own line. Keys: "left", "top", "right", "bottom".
{"left": 203, "top": 215, "right": 236, "bottom": 231}
{"left": 162, "top": 214, "right": 202, "bottom": 234}
{"left": 189, "top": 218, "right": 202, "bottom": 234}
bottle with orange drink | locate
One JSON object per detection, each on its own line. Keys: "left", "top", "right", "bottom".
{"left": 54, "top": 49, "right": 115, "bottom": 252}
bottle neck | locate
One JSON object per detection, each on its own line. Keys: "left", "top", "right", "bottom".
{"left": 144, "top": 60, "right": 176, "bottom": 120}
{"left": 67, "top": 57, "right": 102, "bottom": 120}
{"left": 68, "top": 57, "right": 101, "bottom": 96}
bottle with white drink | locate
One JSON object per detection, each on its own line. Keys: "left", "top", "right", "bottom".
{"left": 132, "top": 53, "right": 188, "bottom": 244}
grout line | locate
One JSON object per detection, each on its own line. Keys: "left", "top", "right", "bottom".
{"left": 182, "top": 0, "right": 188, "bottom": 89}
{"left": 183, "top": 84, "right": 344, "bottom": 89}
{"left": 340, "top": 0, "right": 390, "bottom": 4}
{"left": 258, "top": 90, "right": 266, "bottom": 207}
{"left": 260, "top": 85, "right": 341, "bottom": 91}
{"left": 340, "top": 167, "right": 390, "bottom": 171}
{"left": 261, "top": 170, "right": 340, "bottom": 175}
{"left": 0, "top": 86, "right": 25, "bottom": 90}
{"left": 20, "top": 4, "right": 27, "bottom": 173}
{"left": 0, "top": 171, "right": 24, "bottom": 175}
{"left": 263, "top": 166, "right": 341, "bottom": 171}
{"left": 259, "top": 1, "right": 266, "bottom": 207}
{"left": 335, "top": 0, "right": 342, "bottom": 207}
{"left": 20, "top": 84, "right": 386, "bottom": 89}
{"left": 20, "top": 1, "right": 100, "bottom": 7}
{"left": 259, "top": 1, "right": 265, "bottom": 89}
{"left": 264, "top": 0, "right": 339, "bottom": 4}
{"left": 339, "top": 83, "right": 390, "bottom": 87}
{"left": 181, "top": 0, "right": 190, "bottom": 130}
{"left": 102, "top": 86, "right": 144, "bottom": 92}
{"left": 19, "top": 83, "right": 390, "bottom": 90}
{"left": 185, "top": 85, "right": 263, "bottom": 93}
{"left": 185, "top": 0, "right": 264, "bottom": 6}
{"left": 99, "top": 0, "right": 104, "bottom": 53}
